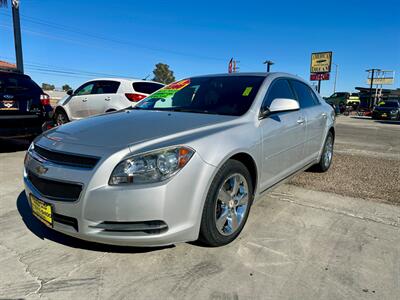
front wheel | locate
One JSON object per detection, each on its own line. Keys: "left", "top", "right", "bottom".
{"left": 199, "top": 160, "right": 253, "bottom": 247}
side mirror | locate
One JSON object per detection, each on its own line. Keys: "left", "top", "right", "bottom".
{"left": 260, "top": 98, "right": 299, "bottom": 118}
{"left": 67, "top": 89, "right": 74, "bottom": 96}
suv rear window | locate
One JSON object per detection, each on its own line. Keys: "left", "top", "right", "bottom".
{"left": 132, "top": 82, "right": 164, "bottom": 94}
{"left": 0, "top": 73, "right": 41, "bottom": 94}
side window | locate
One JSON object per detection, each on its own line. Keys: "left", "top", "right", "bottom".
{"left": 93, "top": 81, "right": 120, "bottom": 94}
{"left": 262, "top": 79, "right": 296, "bottom": 108}
{"left": 75, "top": 82, "right": 94, "bottom": 96}
{"left": 290, "top": 80, "right": 318, "bottom": 108}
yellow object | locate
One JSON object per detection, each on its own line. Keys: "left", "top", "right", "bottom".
{"left": 311, "top": 52, "right": 332, "bottom": 73}
{"left": 30, "top": 194, "right": 53, "bottom": 227}
{"left": 242, "top": 87, "right": 253, "bottom": 96}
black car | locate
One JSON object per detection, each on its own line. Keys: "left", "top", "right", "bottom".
{"left": 0, "top": 71, "right": 52, "bottom": 140}
{"left": 372, "top": 101, "right": 400, "bottom": 120}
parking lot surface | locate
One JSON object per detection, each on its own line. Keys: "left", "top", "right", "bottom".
{"left": 0, "top": 117, "right": 399, "bottom": 299}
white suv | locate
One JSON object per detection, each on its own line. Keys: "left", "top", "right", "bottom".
{"left": 54, "top": 78, "right": 163, "bottom": 125}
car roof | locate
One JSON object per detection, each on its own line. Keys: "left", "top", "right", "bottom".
{"left": 85, "top": 78, "right": 163, "bottom": 85}
{"left": 0, "top": 70, "right": 31, "bottom": 78}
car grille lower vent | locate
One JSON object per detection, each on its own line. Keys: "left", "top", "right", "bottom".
{"left": 33, "top": 145, "right": 100, "bottom": 169}
{"left": 91, "top": 220, "right": 168, "bottom": 234}
{"left": 28, "top": 171, "right": 82, "bottom": 202}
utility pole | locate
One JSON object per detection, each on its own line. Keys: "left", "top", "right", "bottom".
{"left": 366, "top": 69, "right": 379, "bottom": 109}
{"left": 333, "top": 63, "right": 338, "bottom": 93}
{"left": 12, "top": 0, "right": 23, "bottom": 73}
{"left": 263, "top": 60, "right": 274, "bottom": 72}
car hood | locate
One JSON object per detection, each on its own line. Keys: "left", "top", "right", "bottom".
{"left": 44, "top": 109, "right": 235, "bottom": 149}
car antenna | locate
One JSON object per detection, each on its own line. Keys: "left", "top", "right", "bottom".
{"left": 142, "top": 74, "right": 150, "bottom": 80}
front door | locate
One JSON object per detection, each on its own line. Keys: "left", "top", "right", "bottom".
{"left": 259, "top": 78, "right": 307, "bottom": 191}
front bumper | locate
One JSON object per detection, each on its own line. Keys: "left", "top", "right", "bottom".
{"left": 372, "top": 111, "right": 399, "bottom": 120}
{"left": 24, "top": 147, "right": 216, "bottom": 247}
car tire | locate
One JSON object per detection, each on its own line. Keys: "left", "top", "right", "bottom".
{"left": 199, "top": 159, "right": 253, "bottom": 247}
{"left": 54, "top": 109, "right": 69, "bottom": 126}
{"left": 311, "top": 131, "right": 334, "bottom": 172}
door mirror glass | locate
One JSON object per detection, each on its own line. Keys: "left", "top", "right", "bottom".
{"left": 67, "top": 89, "right": 73, "bottom": 96}
{"left": 269, "top": 98, "right": 300, "bottom": 114}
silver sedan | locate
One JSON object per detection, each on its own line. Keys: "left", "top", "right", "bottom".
{"left": 24, "top": 73, "right": 335, "bottom": 247}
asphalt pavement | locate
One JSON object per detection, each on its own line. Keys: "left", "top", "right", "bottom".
{"left": 0, "top": 116, "right": 399, "bottom": 299}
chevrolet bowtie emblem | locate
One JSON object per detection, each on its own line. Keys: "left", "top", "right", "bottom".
{"left": 35, "top": 165, "right": 48, "bottom": 175}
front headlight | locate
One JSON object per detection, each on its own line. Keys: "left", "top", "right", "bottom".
{"left": 109, "top": 146, "right": 195, "bottom": 185}
{"left": 390, "top": 110, "right": 397, "bottom": 114}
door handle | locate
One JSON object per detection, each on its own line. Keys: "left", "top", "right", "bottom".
{"left": 105, "top": 97, "right": 111, "bottom": 101}
{"left": 297, "top": 118, "right": 305, "bottom": 125}
{"left": 82, "top": 98, "right": 87, "bottom": 102}
{"left": 322, "top": 113, "right": 327, "bottom": 118}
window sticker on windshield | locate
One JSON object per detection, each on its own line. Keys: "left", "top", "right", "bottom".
{"left": 148, "top": 79, "right": 191, "bottom": 99}
{"left": 242, "top": 87, "right": 253, "bottom": 96}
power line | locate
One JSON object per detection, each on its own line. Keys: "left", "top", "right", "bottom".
{"left": 0, "top": 11, "right": 226, "bottom": 62}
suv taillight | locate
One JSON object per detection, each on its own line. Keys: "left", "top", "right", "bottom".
{"left": 125, "top": 93, "right": 146, "bottom": 102}
{"left": 40, "top": 93, "right": 51, "bottom": 106}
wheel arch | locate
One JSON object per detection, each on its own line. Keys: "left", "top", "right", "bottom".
{"left": 228, "top": 152, "right": 258, "bottom": 195}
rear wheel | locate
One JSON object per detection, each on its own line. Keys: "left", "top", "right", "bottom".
{"left": 54, "top": 109, "right": 69, "bottom": 126}
{"left": 199, "top": 160, "right": 253, "bottom": 246}
{"left": 311, "top": 131, "right": 334, "bottom": 172}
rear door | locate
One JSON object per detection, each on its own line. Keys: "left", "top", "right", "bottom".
{"left": 290, "top": 80, "right": 326, "bottom": 160}
{"left": 88, "top": 80, "right": 121, "bottom": 114}
{"left": 260, "top": 78, "right": 307, "bottom": 190}
{"left": 68, "top": 82, "right": 95, "bottom": 119}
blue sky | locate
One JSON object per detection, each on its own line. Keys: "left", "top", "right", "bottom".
{"left": 0, "top": 0, "right": 399, "bottom": 96}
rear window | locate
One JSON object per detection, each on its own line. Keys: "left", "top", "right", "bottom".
{"left": 0, "top": 74, "right": 41, "bottom": 94}
{"left": 133, "top": 82, "right": 164, "bottom": 94}
{"left": 93, "top": 81, "right": 120, "bottom": 94}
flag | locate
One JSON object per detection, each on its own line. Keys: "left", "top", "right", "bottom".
{"left": 228, "top": 58, "right": 233, "bottom": 73}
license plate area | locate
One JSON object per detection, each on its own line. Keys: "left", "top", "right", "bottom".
{"left": 0, "top": 100, "right": 19, "bottom": 110}
{"left": 30, "top": 194, "right": 53, "bottom": 227}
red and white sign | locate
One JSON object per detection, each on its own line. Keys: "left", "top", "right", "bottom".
{"left": 310, "top": 73, "right": 330, "bottom": 81}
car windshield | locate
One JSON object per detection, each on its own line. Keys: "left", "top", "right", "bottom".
{"left": 379, "top": 101, "right": 399, "bottom": 108}
{"left": 134, "top": 76, "right": 265, "bottom": 116}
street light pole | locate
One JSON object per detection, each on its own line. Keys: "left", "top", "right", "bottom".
{"left": 12, "top": 0, "right": 23, "bottom": 73}
{"left": 333, "top": 63, "right": 338, "bottom": 94}
{"left": 263, "top": 60, "right": 274, "bottom": 72}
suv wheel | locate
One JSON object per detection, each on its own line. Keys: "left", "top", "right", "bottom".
{"left": 199, "top": 159, "right": 253, "bottom": 246}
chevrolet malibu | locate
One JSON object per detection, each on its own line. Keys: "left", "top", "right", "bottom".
{"left": 24, "top": 73, "right": 335, "bottom": 247}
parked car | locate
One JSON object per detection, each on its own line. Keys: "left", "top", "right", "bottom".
{"left": 372, "top": 100, "right": 400, "bottom": 120}
{"left": 24, "top": 73, "right": 335, "bottom": 247}
{"left": 0, "top": 70, "right": 52, "bottom": 140}
{"left": 53, "top": 78, "right": 164, "bottom": 125}
{"left": 324, "top": 92, "right": 349, "bottom": 113}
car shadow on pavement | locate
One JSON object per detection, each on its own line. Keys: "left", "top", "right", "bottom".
{"left": 0, "top": 138, "right": 30, "bottom": 153}
{"left": 374, "top": 120, "right": 400, "bottom": 125}
{"left": 16, "top": 191, "right": 174, "bottom": 253}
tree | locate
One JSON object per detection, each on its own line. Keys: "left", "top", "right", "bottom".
{"left": 0, "top": 0, "right": 24, "bottom": 73}
{"left": 42, "top": 83, "right": 55, "bottom": 91}
{"left": 62, "top": 84, "right": 72, "bottom": 91}
{"left": 152, "top": 63, "right": 175, "bottom": 84}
